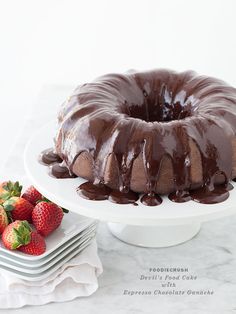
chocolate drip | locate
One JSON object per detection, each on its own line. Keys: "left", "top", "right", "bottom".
{"left": 140, "top": 193, "right": 162, "bottom": 206}
{"left": 46, "top": 69, "right": 236, "bottom": 206}
{"left": 227, "top": 183, "right": 234, "bottom": 191}
{"left": 50, "top": 163, "right": 76, "bottom": 179}
{"left": 77, "top": 182, "right": 138, "bottom": 204}
{"left": 77, "top": 182, "right": 111, "bottom": 200}
{"left": 109, "top": 120, "right": 139, "bottom": 192}
{"left": 169, "top": 125, "right": 191, "bottom": 198}
{"left": 40, "top": 148, "right": 62, "bottom": 165}
{"left": 109, "top": 190, "right": 139, "bottom": 204}
{"left": 168, "top": 190, "right": 191, "bottom": 203}
{"left": 143, "top": 131, "right": 165, "bottom": 197}
{"left": 190, "top": 185, "right": 229, "bottom": 204}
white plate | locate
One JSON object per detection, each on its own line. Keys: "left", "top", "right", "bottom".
{"left": 24, "top": 121, "right": 236, "bottom": 226}
{"left": 0, "top": 238, "right": 93, "bottom": 281}
{"left": 0, "top": 223, "right": 97, "bottom": 268}
{"left": 0, "top": 211, "right": 96, "bottom": 261}
{"left": 0, "top": 232, "right": 96, "bottom": 274}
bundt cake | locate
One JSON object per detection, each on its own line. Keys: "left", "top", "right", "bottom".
{"left": 41, "top": 69, "right": 236, "bottom": 206}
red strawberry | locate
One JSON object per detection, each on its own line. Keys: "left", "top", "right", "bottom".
{"left": 32, "top": 201, "right": 63, "bottom": 236}
{"left": 2, "top": 220, "right": 31, "bottom": 250}
{"left": 18, "top": 231, "right": 46, "bottom": 255}
{"left": 0, "top": 205, "right": 8, "bottom": 234}
{"left": 22, "top": 186, "right": 42, "bottom": 206}
{"left": 3, "top": 197, "right": 34, "bottom": 222}
{"left": 0, "top": 181, "right": 22, "bottom": 204}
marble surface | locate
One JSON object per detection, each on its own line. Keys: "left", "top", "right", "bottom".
{"left": 2, "top": 86, "right": 236, "bottom": 314}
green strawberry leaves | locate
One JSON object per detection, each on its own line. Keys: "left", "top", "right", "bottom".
{"left": 2, "top": 198, "right": 16, "bottom": 222}
{"left": 3, "top": 197, "right": 16, "bottom": 211}
{"left": 11, "top": 221, "right": 31, "bottom": 249}
{"left": 5, "top": 211, "right": 13, "bottom": 223}
{"left": 6, "top": 181, "right": 22, "bottom": 195}
{"left": 1, "top": 181, "right": 22, "bottom": 201}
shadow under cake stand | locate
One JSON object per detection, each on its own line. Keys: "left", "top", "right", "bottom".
{"left": 24, "top": 122, "right": 236, "bottom": 248}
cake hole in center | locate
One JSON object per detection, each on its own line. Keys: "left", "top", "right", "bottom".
{"left": 126, "top": 87, "right": 195, "bottom": 122}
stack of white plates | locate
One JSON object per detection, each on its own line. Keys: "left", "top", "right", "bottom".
{"left": 0, "top": 212, "right": 97, "bottom": 281}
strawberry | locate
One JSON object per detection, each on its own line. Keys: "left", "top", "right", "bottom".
{"left": 18, "top": 231, "right": 46, "bottom": 255}
{"left": 0, "top": 205, "right": 8, "bottom": 234}
{"left": 0, "top": 181, "right": 22, "bottom": 204}
{"left": 3, "top": 197, "right": 34, "bottom": 222}
{"left": 2, "top": 220, "right": 31, "bottom": 250}
{"left": 22, "top": 186, "right": 42, "bottom": 206}
{"left": 32, "top": 201, "right": 63, "bottom": 236}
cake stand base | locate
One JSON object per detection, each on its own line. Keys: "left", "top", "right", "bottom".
{"left": 107, "top": 222, "right": 201, "bottom": 247}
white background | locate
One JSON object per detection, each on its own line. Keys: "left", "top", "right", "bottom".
{"left": 1, "top": 0, "right": 236, "bottom": 166}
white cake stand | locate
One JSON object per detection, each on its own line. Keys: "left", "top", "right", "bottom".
{"left": 24, "top": 122, "right": 236, "bottom": 248}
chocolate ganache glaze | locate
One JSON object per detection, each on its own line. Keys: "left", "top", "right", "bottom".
{"left": 41, "top": 69, "right": 236, "bottom": 206}
{"left": 40, "top": 148, "right": 63, "bottom": 165}
{"left": 40, "top": 149, "right": 76, "bottom": 179}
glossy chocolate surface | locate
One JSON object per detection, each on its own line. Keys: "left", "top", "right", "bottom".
{"left": 77, "top": 182, "right": 111, "bottom": 201}
{"left": 40, "top": 148, "right": 75, "bottom": 178}
{"left": 140, "top": 193, "right": 163, "bottom": 206}
{"left": 40, "top": 148, "right": 62, "bottom": 165}
{"left": 46, "top": 69, "right": 236, "bottom": 205}
{"left": 189, "top": 185, "right": 229, "bottom": 204}
{"left": 108, "top": 190, "right": 139, "bottom": 205}
{"left": 168, "top": 190, "right": 192, "bottom": 203}
{"left": 50, "top": 163, "right": 76, "bottom": 179}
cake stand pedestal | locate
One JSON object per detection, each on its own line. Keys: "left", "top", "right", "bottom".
{"left": 24, "top": 122, "right": 236, "bottom": 248}
{"left": 107, "top": 222, "right": 201, "bottom": 247}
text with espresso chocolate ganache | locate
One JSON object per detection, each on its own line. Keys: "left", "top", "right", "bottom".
{"left": 40, "top": 69, "right": 236, "bottom": 206}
